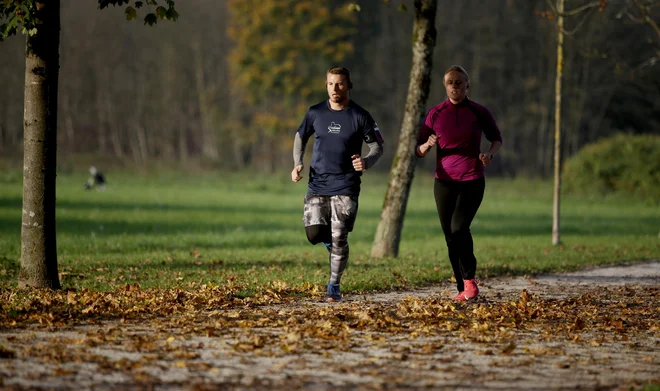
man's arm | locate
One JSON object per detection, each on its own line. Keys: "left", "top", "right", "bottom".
{"left": 352, "top": 141, "right": 383, "bottom": 171}
{"left": 293, "top": 132, "right": 307, "bottom": 167}
{"left": 362, "top": 141, "right": 383, "bottom": 170}
{"left": 354, "top": 118, "right": 384, "bottom": 171}
{"left": 291, "top": 133, "right": 308, "bottom": 182}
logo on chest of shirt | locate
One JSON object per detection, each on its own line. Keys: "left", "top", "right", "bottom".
{"left": 328, "top": 122, "right": 341, "bottom": 134}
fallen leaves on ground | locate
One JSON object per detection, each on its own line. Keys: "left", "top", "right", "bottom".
{"left": 1, "top": 283, "right": 657, "bottom": 347}
{"left": 0, "top": 284, "right": 658, "bottom": 389}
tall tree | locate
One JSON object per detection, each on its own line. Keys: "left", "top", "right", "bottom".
{"left": 0, "top": 0, "right": 178, "bottom": 289}
{"left": 19, "top": 0, "right": 61, "bottom": 289}
{"left": 552, "top": 0, "right": 565, "bottom": 246}
{"left": 370, "top": 0, "right": 437, "bottom": 258}
{"left": 544, "top": 0, "right": 606, "bottom": 246}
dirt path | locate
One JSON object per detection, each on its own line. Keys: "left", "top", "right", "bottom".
{"left": 1, "top": 261, "right": 658, "bottom": 391}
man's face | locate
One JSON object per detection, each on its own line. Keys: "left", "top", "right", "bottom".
{"left": 444, "top": 71, "right": 468, "bottom": 103}
{"left": 326, "top": 73, "right": 350, "bottom": 104}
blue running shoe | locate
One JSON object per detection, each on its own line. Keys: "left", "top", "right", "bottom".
{"left": 326, "top": 283, "right": 341, "bottom": 302}
{"left": 322, "top": 242, "right": 332, "bottom": 253}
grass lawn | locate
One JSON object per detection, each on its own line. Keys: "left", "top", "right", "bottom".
{"left": 0, "top": 169, "right": 658, "bottom": 294}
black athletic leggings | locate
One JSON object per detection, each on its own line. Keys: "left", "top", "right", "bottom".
{"left": 306, "top": 225, "right": 331, "bottom": 245}
{"left": 434, "top": 177, "right": 485, "bottom": 292}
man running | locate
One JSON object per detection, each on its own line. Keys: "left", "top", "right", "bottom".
{"left": 291, "top": 66, "right": 384, "bottom": 302}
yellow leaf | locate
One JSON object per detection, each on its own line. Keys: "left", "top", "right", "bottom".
{"left": 67, "top": 291, "right": 77, "bottom": 305}
{"left": 500, "top": 342, "right": 516, "bottom": 355}
{"left": 286, "top": 332, "right": 302, "bottom": 342}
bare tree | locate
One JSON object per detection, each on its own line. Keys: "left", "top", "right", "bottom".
{"left": 552, "top": 0, "right": 565, "bottom": 246}
{"left": 545, "top": 0, "right": 606, "bottom": 245}
{"left": 371, "top": 0, "right": 437, "bottom": 258}
{"left": 619, "top": 0, "right": 660, "bottom": 62}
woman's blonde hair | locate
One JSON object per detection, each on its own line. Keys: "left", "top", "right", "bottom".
{"left": 444, "top": 65, "right": 469, "bottom": 85}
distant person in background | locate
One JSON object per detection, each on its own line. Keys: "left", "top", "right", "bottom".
{"left": 416, "top": 65, "right": 502, "bottom": 302}
{"left": 291, "top": 65, "right": 384, "bottom": 303}
{"left": 84, "top": 166, "right": 107, "bottom": 191}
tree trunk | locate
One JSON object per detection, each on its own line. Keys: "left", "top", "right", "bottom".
{"left": 193, "top": 43, "right": 219, "bottom": 161}
{"left": 107, "top": 99, "right": 124, "bottom": 159}
{"left": 371, "top": 0, "right": 437, "bottom": 258}
{"left": 552, "top": 0, "right": 564, "bottom": 246}
{"left": 19, "top": 0, "right": 61, "bottom": 289}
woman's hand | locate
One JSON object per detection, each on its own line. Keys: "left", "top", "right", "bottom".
{"left": 426, "top": 134, "right": 438, "bottom": 149}
{"left": 417, "top": 134, "right": 439, "bottom": 157}
{"left": 479, "top": 153, "right": 493, "bottom": 167}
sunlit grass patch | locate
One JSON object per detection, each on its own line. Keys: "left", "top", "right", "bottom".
{"left": 0, "top": 171, "right": 658, "bottom": 293}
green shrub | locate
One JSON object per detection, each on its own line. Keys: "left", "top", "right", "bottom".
{"left": 562, "top": 133, "right": 660, "bottom": 202}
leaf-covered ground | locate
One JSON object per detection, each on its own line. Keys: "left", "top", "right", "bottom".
{"left": 0, "top": 262, "right": 658, "bottom": 390}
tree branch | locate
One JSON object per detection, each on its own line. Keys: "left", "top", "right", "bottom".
{"left": 546, "top": 0, "right": 604, "bottom": 17}
{"left": 561, "top": 6, "right": 597, "bottom": 35}
{"left": 633, "top": 0, "right": 660, "bottom": 42}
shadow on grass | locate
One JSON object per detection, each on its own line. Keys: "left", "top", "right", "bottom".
{"left": 1, "top": 197, "right": 656, "bottom": 240}
{"left": 0, "top": 196, "right": 302, "bottom": 215}
{"left": 99, "top": 258, "right": 302, "bottom": 272}
{"left": 398, "top": 210, "right": 657, "bottom": 238}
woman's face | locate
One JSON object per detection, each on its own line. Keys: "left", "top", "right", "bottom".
{"left": 444, "top": 71, "right": 468, "bottom": 104}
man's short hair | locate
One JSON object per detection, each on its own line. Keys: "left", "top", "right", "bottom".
{"left": 327, "top": 66, "right": 353, "bottom": 89}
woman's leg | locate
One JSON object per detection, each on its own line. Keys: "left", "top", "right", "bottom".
{"left": 450, "top": 178, "right": 485, "bottom": 280}
{"left": 434, "top": 179, "right": 463, "bottom": 293}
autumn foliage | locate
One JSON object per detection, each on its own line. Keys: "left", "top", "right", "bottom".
{"left": 226, "top": 0, "right": 356, "bottom": 167}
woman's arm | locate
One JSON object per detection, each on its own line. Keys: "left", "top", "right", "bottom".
{"left": 479, "top": 141, "right": 502, "bottom": 167}
{"left": 416, "top": 134, "right": 438, "bottom": 157}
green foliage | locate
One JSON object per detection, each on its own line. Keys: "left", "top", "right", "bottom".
{"left": 562, "top": 133, "right": 660, "bottom": 202}
{"left": 125, "top": 6, "right": 138, "bottom": 20}
{"left": 348, "top": 0, "right": 409, "bottom": 12}
{"left": 99, "top": 0, "right": 178, "bottom": 26}
{"left": 0, "top": 0, "right": 177, "bottom": 40}
{"left": 0, "top": 0, "right": 37, "bottom": 40}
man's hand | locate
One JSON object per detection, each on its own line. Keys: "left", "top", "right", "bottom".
{"left": 479, "top": 153, "right": 493, "bottom": 167}
{"left": 352, "top": 155, "right": 365, "bottom": 171}
{"left": 291, "top": 165, "right": 303, "bottom": 182}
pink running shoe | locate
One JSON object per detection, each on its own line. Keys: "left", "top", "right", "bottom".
{"left": 462, "top": 278, "right": 479, "bottom": 300}
{"left": 453, "top": 291, "right": 467, "bottom": 302}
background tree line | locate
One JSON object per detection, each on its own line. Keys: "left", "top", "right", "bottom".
{"left": 1, "top": 0, "right": 658, "bottom": 176}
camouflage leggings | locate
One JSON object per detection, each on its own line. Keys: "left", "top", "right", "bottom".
{"left": 303, "top": 194, "right": 359, "bottom": 284}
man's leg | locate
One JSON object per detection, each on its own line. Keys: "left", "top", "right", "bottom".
{"left": 303, "top": 194, "right": 331, "bottom": 247}
{"left": 305, "top": 225, "right": 331, "bottom": 246}
{"left": 326, "top": 195, "right": 359, "bottom": 301}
